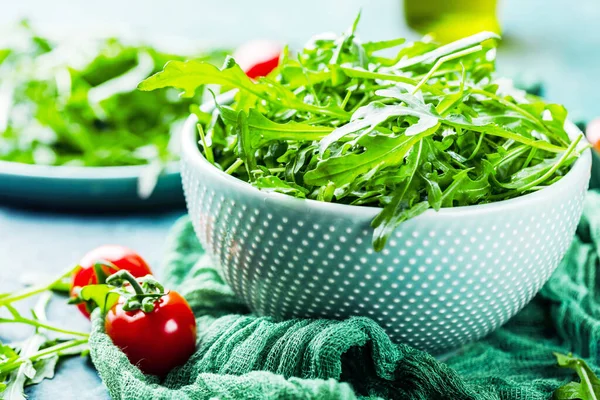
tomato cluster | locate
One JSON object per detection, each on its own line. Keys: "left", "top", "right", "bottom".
{"left": 71, "top": 245, "right": 196, "bottom": 377}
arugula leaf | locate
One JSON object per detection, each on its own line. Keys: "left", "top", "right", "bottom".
{"left": 371, "top": 139, "right": 427, "bottom": 249}
{"left": 555, "top": 382, "right": 587, "bottom": 400}
{"left": 139, "top": 57, "right": 259, "bottom": 98}
{"left": 0, "top": 293, "right": 66, "bottom": 399}
{"left": 0, "top": 341, "right": 19, "bottom": 393}
{"left": 553, "top": 353, "right": 600, "bottom": 400}
{"left": 0, "top": 339, "right": 88, "bottom": 396}
{"left": 219, "top": 107, "right": 333, "bottom": 150}
{"left": 0, "top": 322, "right": 45, "bottom": 400}
{"left": 78, "top": 284, "right": 120, "bottom": 314}
{"left": 392, "top": 31, "right": 499, "bottom": 69}
{"left": 363, "top": 38, "right": 406, "bottom": 54}
{"left": 3, "top": 360, "right": 36, "bottom": 400}
{"left": 306, "top": 122, "right": 440, "bottom": 187}
{"left": 140, "top": 58, "right": 348, "bottom": 119}
{"left": 318, "top": 99, "right": 440, "bottom": 152}
{"left": 27, "top": 356, "right": 58, "bottom": 386}
{"left": 0, "top": 342, "right": 18, "bottom": 363}
{"left": 440, "top": 169, "right": 490, "bottom": 207}
{"left": 253, "top": 176, "right": 308, "bottom": 198}
{"left": 140, "top": 17, "right": 582, "bottom": 250}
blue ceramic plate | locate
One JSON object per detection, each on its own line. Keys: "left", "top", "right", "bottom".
{"left": 0, "top": 160, "right": 183, "bottom": 211}
{"left": 0, "top": 91, "right": 237, "bottom": 211}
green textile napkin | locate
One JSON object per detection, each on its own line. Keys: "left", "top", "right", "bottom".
{"left": 89, "top": 191, "right": 600, "bottom": 400}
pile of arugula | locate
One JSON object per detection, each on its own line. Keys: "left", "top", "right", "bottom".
{"left": 0, "top": 21, "right": 226, "bottom": 168}
{"left": 140, "top": 15, "right": 582, "bottom": 251}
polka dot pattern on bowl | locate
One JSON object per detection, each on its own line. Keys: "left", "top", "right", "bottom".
{"left": 181, "top": 156, "right": 589, "bottom": 354}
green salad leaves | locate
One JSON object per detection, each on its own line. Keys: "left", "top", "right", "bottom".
{"left": 141, "top": 15, "right": 583, "bottom": 251}
{"left": 0, "top": 21, "right": 227, "bottom": 167}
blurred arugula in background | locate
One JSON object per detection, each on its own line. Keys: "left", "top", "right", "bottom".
{"left": 0, "top": 21, "right": 227, "bottom": 168}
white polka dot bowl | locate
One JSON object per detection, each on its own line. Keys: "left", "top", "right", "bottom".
{"left": 180, "top": 111, "right": 591, "bottom": 355}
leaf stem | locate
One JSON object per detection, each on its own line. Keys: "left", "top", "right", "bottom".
{"left": 0, "top": 285, "right": 50, "bottom": 306}
{"left": 467, "top": 133, "right": 485, "bottom": 160}
{"left": 522, "top": 147, "right": 537, "bottom": 169}
{"left": 0, "top": 339, "right": 88, "bottom": 375}
{"left": 471, "top": 88, "right": 567, "bottom": 146}
{"left": 400, "top": 140, "right": 423, "bottom": 200}
{"left": 197, "top": 123, "right": 214, "bottom": 163}
{"left": 0, "top": 317, "right": 89, "bottom": 338}
{"left": 445, "top": 121, "right": 568, "bottom": 153}
{"left": 517, "top": 134, "right": 581, "bottom": 192}
{"left": 413, "top": 45, "right": 482, "bottom": 94}
{"left": 0, "top": 266, "right": 76, "bottom": 308}
{"left": 340, "top": 88, "right": 353, "bottom": 110}
{"left": 224, "top": 158, "right": 244, "bottom": 175}
{"left": 349, "top": 93, "right": 370, "bottom": 114}
{"left": 339, "top": 66, "right": 444, "bottom": 96}
{"left": 493, "top": 145, "right": 529, "bottom": 169}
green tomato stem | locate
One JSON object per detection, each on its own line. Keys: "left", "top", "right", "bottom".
{"left": 106, "top": 270, "right": 145, "bottom": 296}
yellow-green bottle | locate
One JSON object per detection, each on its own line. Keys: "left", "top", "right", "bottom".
{"left": 404, "top": 0, "right": 501, "bottom": 43}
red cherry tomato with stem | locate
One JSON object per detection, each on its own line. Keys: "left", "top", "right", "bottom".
{"left": 104, "top": 272, "right": 196, "bottom": 377}
{"left": 71, "top": 245, "right": 152, "bottom": 318}
{"left": 234, "top": 40, "right": 282, "bottom": 79}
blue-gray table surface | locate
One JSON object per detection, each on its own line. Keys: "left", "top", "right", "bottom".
{"left": 0, "top": 209, "right": 183, "bottom": 400}
{"left": 1, "top": 0, "right": 599, "bottom": 398}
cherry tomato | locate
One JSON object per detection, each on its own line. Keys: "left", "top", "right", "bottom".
{"left": 71, "top": 245, "right": 152, "bottom": 318}
{"left": 586, "top": 118, "right": 600, "bottom": 153}
{"left": 234, "top": 40, "right": 282, "bottom": 79}
{"left": 105, "top": 291, "right": 197, "bottom": 377}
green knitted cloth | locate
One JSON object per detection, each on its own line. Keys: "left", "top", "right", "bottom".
{"left": 89, "top": 191, "right": 600, "bottom": 400}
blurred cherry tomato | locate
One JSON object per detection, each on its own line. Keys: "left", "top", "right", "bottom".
{"left": 71, "top": 245, "right": 152, "bottom": 318}
{"left": 586, "top": 119, "right": 600, "bottom": 153}
{"left": 105, "top": 290, "right": 196, "bottom": 377}
{"left": 234, "top": 40, "right": 282, "bottom": 78}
